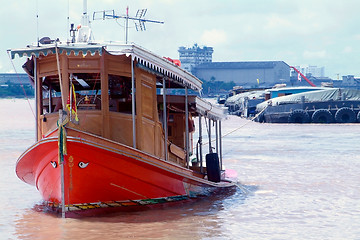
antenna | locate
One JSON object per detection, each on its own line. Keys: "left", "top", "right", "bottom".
{"left": 82, "top": 0, "right": 90, "bottom": 27}
{"left": 93, "top": 7, "right": 164, "bottom": 44}
{"left": 135, "top": 9, "right": 147, "bottom": 31}
{"left": 36, "top": 0, "right": 39, "bottom": 46}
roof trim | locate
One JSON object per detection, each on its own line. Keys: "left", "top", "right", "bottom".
{"left": 10, "top": 44, "right": 103, "bottom": 59}
{"left": 10, "top": 43, "right": 202, "bottom": 91}
{"left": 105, "top": 44, "right": 202, "bottom": 91}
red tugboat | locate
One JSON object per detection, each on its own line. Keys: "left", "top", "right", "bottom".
{"left": 12, "top": 5, "right": 236, "bottom": 218}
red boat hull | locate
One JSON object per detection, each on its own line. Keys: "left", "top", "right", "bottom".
{"left": 16, "top": 129, "right": 235, "bottom": 217}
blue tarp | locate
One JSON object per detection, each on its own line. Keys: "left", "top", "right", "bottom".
{"left": 256, "top": 88, "right": 360, "bottom": 112}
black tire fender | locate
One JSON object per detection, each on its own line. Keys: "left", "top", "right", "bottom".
{"left": 311, "top": 109, "right": 334, "bottom": 123}
{"left": 288, "top": 109, "right": 310, "bottom": 123}
{"left": 257, "top": 112, "right": 265, "bottom": 123}
{"left": 335, "top": 107, "right": 356, "bottom": 123}
{"left": 206, "top": 153, "right": 221, "bottom": 183}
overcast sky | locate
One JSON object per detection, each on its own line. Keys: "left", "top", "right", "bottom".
{"left": 1, "top": 0, "right": 360, "bottom": 79}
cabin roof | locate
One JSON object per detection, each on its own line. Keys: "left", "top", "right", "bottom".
{"left": 10, "top": 43, "right": 202, "bottom": 91}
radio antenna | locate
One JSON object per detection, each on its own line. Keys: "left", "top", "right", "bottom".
{"left": 36, "top": 0, "right": 39, "bottom": 46}
{"left": 67, "top": 0, "right": 70, "bottom": 42}
{"left": 93, "top": 7, "right": 164, "bottom": 44}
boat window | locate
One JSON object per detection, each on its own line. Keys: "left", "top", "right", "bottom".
{"left": 40, "top": 73, "right": 101, "bottom": 115}
{"left": 41, "top": 75, "right": 62, "bottom": 115}
{"left": 108, "top": 74, "right": 132, "bottom": 113}
{"left": 72, "top": 73, "right": 101, "bottom": 111}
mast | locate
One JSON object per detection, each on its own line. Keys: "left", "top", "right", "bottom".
{"left": 125, "top": 6, "right": 129, "bottom": 44}
{"left": 82, "top": 0, "right": 89, "bottom": 27}
{"left": 75, "top": 0, "right": 93, "bottom": 43}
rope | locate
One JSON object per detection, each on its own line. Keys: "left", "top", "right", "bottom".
{"left": 57, "top": 114, "right": 69, "bottom": 164}
{"left": 235, "top": 182, "right": 250, "bottom": 194}
{"left": 200, "top": 104, "right": 269, "bottom": 147}
{"left": 6, "top": 51, "right": 36, "bottom": 119}
{"left": 55, "top": 43, "right": 66, "bottom": 109}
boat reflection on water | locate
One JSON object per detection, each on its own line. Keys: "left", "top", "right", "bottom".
{"left": 14, "top": 186, "right": 248, "bottom": 240}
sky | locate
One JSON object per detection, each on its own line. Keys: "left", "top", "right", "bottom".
{"left": 1, "top": 0, "right": 360, "bottom": 79}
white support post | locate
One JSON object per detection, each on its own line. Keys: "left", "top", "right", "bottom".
{"left": 199, "top": 115, "right": 203, "bottom": 173}
{"left": 219, "top": 120, "right": 223, "bottom": 170}
{"left": 34, "top": 58, "right": 38, "bottom": 141}
{"left": 185, "top": 86, "right": 189, "bottom": 168}
{"left": 163, "top": 78, "right": 168, "bottom": 161}
{"left": 215, "top": 120, "right": 219, "bottom": 154}
{"left": 131, "top": 55, "right": 136, "bottom": 149}
{"left": 208, "top": 118, "right": 212, "bottom": 153}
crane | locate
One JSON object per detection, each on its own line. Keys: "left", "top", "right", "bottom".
{"left": 290, "top": 66, "right": 316, "bottom": 87}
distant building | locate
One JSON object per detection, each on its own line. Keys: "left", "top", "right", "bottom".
{"left": 177, "top": 45, "right": 360, "bottom": 90}
{"left": 178, "top": 45, "right": 290, "bottom": 88}
{"left": 178, "top": 44, "right": 213, "bottom": 73}
{"left": 293, "top": 65, "right": 325, "bottom": 78}
{"left": 0, "top": 73, "right": 30, "bottom": 85}
{"left": 192, "top": 61, "right": 290, "bottom": 88}
{"left": 341, "top": 75, "right": 360, "bottom": 88}
{"left": 0, "top": 73, "right": 33, "bottom": 97}
{"left": 290, "top": 74, "right": 338, "bottom": 88}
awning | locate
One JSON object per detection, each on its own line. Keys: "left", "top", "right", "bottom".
{"left": 157, "top": 95, "right": 227, "bottom": 120}
{"left": 10, "top": 44, "right": 103, "bottom": 59}
{"left": 195, "top": 97, "right": 227, "bottom": 121}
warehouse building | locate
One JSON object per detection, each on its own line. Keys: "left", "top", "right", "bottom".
{"left": 191, "top": 61, "right": 290, "bottom": 88}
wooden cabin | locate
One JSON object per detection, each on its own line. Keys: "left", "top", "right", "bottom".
{"left": 19, "top": 44, "right": 211, "bottom": 167}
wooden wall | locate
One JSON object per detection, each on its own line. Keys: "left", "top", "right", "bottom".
{"left": 37, "top": 51, "right": 169, "bottom": 160}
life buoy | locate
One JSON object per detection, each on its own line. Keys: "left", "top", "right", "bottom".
{"left": 311, "top": 109, "right": 334, "bottom": 123}
{"left": 335, "top": 107, "right": 356, "bottom": 123}
{"left": 288, "top": 109, "right": 310, "bottom": 123}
